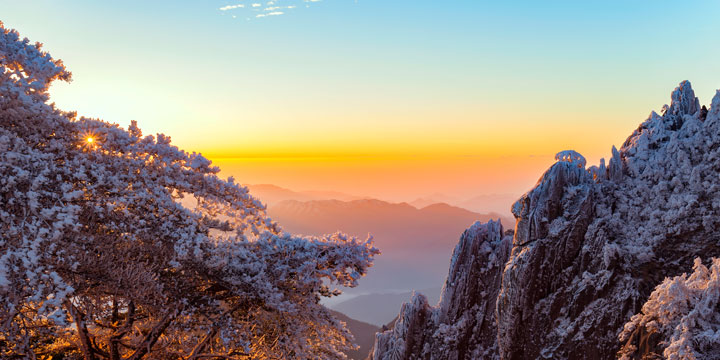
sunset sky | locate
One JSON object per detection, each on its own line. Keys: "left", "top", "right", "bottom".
{"left": 4, "top": 0, "right": 720, "bottom": 203}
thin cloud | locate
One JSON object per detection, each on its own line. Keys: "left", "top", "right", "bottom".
{"left": 256, "top": 11, "right": 284, "bottom": 17}
{"left": 219, "top": 4, "right": 245, "bottom": 11}
{"left": 218, "top": 0, "right": 327, "bottom": 20}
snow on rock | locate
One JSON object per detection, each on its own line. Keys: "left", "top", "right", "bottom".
{"left": 555, "top": 150, "right": 587, "bottom": 169}
{"left": 371, "top": 80, "right": 720, "bottom": 359}
{"left": 670, "top": 80, "right": 701, "bottom": 117}
{"left": 619, "top": 257, "right": 720, "bottom": 360}
{"left": 371, "top": 220, "right": 512, "bottom": 360}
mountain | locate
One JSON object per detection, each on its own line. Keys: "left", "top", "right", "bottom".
{"left": 410, "top": 193, "right": 517, "bottom": 222}
{"left": 267, "top": 198, "right": 514, "bottom": 302}
{"left": 328, "top": 310, "right": 380, "bottom": 360}
{"left": 244, "top": 184, "right": 365, "bottom": 206}
{"left": 269, "top": 199, "right": 513, "bottom": 254}
{"left": 408, "top": 193, "right": 461, "bottom": 209}
{"left": 330, "top": 288, "right": 442, "bottom": 327}
{"left": 371, "top": 81, "right": 720, "bottom": 359}
{"left": 457, "top": 193, "right": 518, "bottom": 218}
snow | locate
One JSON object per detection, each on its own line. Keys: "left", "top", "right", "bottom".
{"left": 620, "top": 258, "right": 720, "bottom": 360}
{"left": 555, "top": 150, "right": 587, "bottom": 168}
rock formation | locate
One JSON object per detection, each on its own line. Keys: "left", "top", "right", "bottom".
{"left": 372, "top": 220, "right": 512, "bottom": 359}
{"left": 370, "top": 81, "right": 720, "bottom": 359}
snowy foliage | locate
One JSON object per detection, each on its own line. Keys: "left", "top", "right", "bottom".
{"left": 619, "top": 258, "right": 720, "bottom": 360}
{"left": 0, "top": 22, "right": 378, "bottom": 359}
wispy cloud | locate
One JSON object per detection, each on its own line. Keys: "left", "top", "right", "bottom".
{"left": 219, "top": 4, "right": 245, "bottom": 11}
{"left": 218, "top": 0, "right": 325, "bottom": 20}
{"left": 256, "top": 11, "right": 284, "bottom": 17}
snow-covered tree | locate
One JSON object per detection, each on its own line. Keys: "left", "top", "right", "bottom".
{"left": 619, "top": 258, "right": 720, "bottom": 360}
{"left": 0, "top": 21, "right": 379, "bottom": 359}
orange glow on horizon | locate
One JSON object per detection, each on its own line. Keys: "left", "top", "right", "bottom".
{"left": 208, "top": 153, "right": 558, "bottom": 207}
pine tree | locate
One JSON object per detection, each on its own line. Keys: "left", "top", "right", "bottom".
{"left": 0, "top": 21, "right": 378, "bottom": 360}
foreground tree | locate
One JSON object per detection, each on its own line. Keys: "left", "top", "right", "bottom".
{"left": 0, "top": 22, "right": 378, "bottom": 359}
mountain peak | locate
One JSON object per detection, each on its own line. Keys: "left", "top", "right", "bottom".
{"left": 669, "top": 80, "right": 700, "bottom": 116}
{"left": 512, "top": 151, "right": 593, "bottom": 247}
{"left": 709, "top": 89, "right": 720, "bottom": 121}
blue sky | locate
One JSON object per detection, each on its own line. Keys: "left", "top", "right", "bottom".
{"left": 3, "top": 0, "right": 720, "bottom": 199}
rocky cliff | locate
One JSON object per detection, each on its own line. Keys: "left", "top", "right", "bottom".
{"left": 370, "top": 81, "right": 720, "bottom": 359}
{"left": 372, "top": 220, "right": 513, "bottom": 359}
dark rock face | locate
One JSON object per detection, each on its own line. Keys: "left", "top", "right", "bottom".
{"left": 497, "top": 159, "right": 598, "bottom": 359}
{"left": 371, "top": 81, "right": 720, "bottom": 359}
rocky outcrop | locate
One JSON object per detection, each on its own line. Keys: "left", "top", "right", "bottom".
{"left": 371, "top": 81, "right": 720, "bottom": 359}
{"left": 371, "top": 220, "right": 512, "bottom": 359}
{"left": 497, "top": 153, "right": 599, "bottom": 359}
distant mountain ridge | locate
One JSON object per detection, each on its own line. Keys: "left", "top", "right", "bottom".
{"left": 247, "top": 183, "right": 517, "bottom": 220}
{"left": 268, "top": 198, "right": 513, "bottom": 254}
{"left": 410, "top": 193, "right": 517, "bottom": 220}
{"left": 244, "top": 184, "right": 367, "bottom": 206}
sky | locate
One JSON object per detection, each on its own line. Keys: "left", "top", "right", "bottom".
{"left": 3, "top": 0, "right": 720, "bottom": 204}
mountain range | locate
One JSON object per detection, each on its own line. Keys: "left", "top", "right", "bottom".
{"left": 267, "top": 198, "right": 513, "bottom": 299}
{"left": 246, "top": 183, "right": 517, "bottom": 221}
{"left": 409, "top": 193, "right": 517, "bottom": 220}
{"left": 244, "top": 184, "right": 367, "bottom": 206}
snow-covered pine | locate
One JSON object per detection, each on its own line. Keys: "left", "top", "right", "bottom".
{"left": 0, "top": 22, "right": 379, "bottom": 359}
{"left": 371, "top": 80, "right": 720, "bottom": 359}
{"left": 619, "top": 257, "right": 720, "bottom": 360}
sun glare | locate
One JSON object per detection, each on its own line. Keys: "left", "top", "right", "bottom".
{"left": 80, "top": 132, "right": 99, "bottom": 150}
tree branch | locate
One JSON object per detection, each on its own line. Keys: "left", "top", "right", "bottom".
{"left": 186, "top": 303, "right": 246, "bottom": 360}
{"left": 65, "top": 301, "right": 97, "bottom": 360}
{"left": 186, "top": 328, "right": 218, "bottom": 360}
{"left": 125, "top": 306, "right": 181, "bottom": 360}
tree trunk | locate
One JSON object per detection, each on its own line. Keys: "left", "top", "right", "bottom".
{"left": 110, "top": 298, "right": 120, "bottom": 360}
